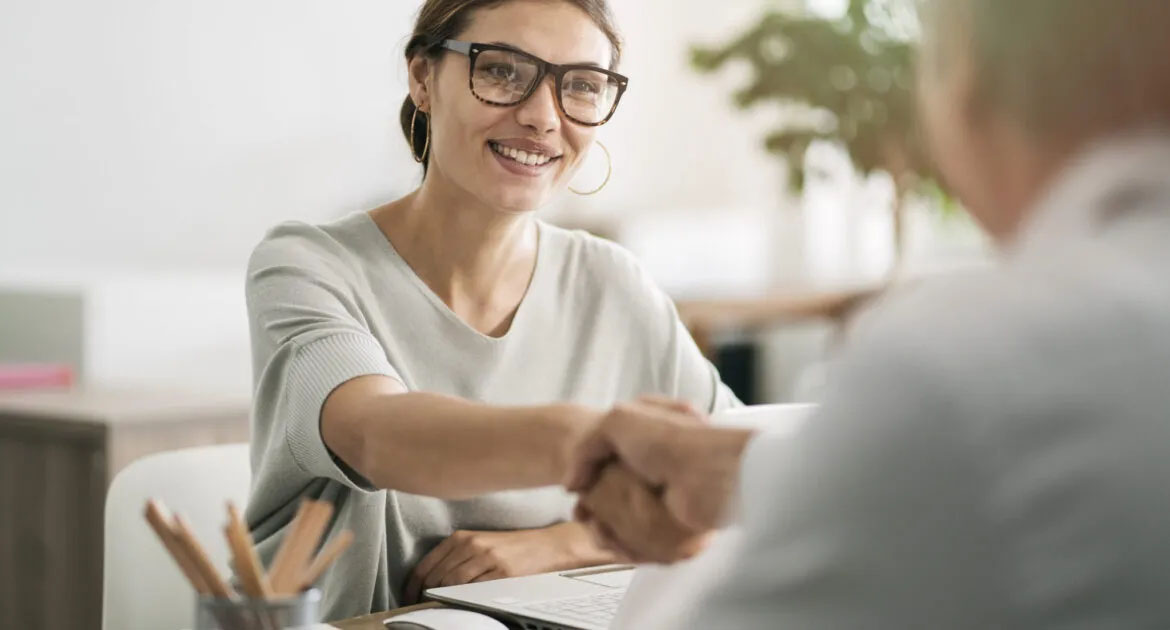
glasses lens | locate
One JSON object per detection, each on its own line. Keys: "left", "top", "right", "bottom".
{"left": 561, "top": 69, "right": 620, "bottom": 124}
{"left": 472, "top": 49, "right": 540, "bottom": 104}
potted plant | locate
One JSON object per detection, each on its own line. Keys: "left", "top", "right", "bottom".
{"left": 691, "top": 0, "right": 945, "bottom": 260}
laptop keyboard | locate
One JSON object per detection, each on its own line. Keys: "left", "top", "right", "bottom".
{"left": 524, "top": 590, "right": 625, "bottom": 627}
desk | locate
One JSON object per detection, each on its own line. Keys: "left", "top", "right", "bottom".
{"left": 0, "top": 387, "right": 250, "bottom": 630}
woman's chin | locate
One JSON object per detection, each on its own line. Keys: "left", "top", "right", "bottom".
{"left": 485, "top": 187, "right": 552, "bottom": 215}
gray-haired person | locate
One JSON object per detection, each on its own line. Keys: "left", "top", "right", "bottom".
{"left": 567, "top": 1, "right": 1170, "bottom": 627}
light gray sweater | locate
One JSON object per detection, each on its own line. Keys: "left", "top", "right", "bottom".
{"left": 243, "top": 211, "right": 738, "bottom": 621}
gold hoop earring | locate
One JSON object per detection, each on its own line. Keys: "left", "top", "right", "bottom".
{"left": 569, "top": 141, "right": 612, "bottom": 196}
{"left": 410, "top": 107, "right": 430, "bottom": 163}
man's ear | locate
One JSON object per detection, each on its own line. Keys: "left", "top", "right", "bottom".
{"left": 407, "top": 55, "right": 434, "bottom": 113}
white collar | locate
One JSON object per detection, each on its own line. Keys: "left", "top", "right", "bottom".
{"left": 1014, "top": 128, "right": 1170, "bottom": 255}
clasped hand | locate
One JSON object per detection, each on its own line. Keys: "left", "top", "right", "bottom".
{"left": 564, "top": 397, "right": 755, "bottom": 564}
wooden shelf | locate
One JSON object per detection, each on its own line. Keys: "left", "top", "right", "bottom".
{"left": 676, "top": 286, "right": 880, "bottom": 356}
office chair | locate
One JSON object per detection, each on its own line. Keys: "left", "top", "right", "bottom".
{"left": 102, "top": 443, "right": 250, "bottom": 630}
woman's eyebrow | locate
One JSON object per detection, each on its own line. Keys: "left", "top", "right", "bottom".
{"left": 485, "top": 40, "right": 605, "bottom": 67}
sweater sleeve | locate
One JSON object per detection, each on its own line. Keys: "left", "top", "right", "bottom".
{"left": 662, "top": 298, "right": 743, "bottom": 414}
{"left": 246, "top": 224, "right": 402, "bottom": 491}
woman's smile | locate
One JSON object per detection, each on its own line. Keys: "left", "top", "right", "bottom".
{"left": 488, "top": 139, "right": 563, "bottom": 177}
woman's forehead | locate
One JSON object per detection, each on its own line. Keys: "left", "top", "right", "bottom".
{"left": 457, "top": 1, "right": 613, "bottom": 67}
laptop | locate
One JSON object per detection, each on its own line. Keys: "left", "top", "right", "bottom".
{"left": 425, "top": 405, "right": 815, "bottom": 630}
{"left": 425, "top": 564, "right": 635, "bottom": 630}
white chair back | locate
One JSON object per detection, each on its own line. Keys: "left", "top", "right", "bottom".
{"left": 102, "top": 443, "right": 251, "bottom": 630}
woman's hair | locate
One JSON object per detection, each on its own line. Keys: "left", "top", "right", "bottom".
{"left": 921, "top": 0, "right": 1170, "bottom": 150}
{"left": 400, "top": 0, "right": 622, "bottom": 172}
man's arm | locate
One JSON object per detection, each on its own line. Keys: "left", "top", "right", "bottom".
{"left": 687, "top": 338, "right": 999, "bottom": 630}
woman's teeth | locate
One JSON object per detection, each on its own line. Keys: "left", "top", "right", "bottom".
{"left": 490, "top": 142, "right": 554, "bottom": 167}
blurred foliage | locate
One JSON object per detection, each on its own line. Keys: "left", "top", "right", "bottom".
{"left": 691, "top": 0, "right": 940, "bottom": 197}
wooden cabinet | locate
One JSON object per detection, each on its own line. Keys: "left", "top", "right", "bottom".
{"left": 0, "top": 388, "right": 250, "bottom": 630}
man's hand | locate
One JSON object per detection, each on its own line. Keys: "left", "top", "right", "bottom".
{"left": 565, "top": 397, "right": 756, "bottom": 534}
{"left": 403, "top": 522, "right": 616, "bottom": 604}
{"left": 577, "top": 462, "right": 711, "bottom": 564}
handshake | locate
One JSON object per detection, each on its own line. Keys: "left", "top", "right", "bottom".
{"left": 563, "top": 397, "right": 756, "bottom": 564}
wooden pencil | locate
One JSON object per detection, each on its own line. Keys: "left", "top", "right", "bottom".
{"left": 265, "top": 499, "right": 312, "bottom": 592}
{"left": 172, "top": 514, "right": 236, "bottom": 599}
{"left": 225, "top": 502, "right": 273, "bottom": 599}
{"left": 297, "top": 529, "right": 354, "bottom": 591}
{"left": 144, "top": 499, "right": 210, "bottom": 595}
{"left": 272, "top": 501, "right": 333, "bottom": 594}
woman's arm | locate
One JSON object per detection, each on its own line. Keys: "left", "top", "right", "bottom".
{"left": 321, "top": 374, "right": 599, "bottom": 499}
{"left": 403, "top": 521, "right": 625, "bottom": 603}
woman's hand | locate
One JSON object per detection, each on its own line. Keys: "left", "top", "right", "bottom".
{"left": 404, "top": 522, "right": 622, "bottom": 604}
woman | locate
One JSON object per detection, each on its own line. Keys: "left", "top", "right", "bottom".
{"left": 243, "top": 0, "right": 738, "bottom": 620}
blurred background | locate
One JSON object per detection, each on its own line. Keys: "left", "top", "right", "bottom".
{"left": 0, "top": 0, "right": 989, "bottom": 627}
{"left": 0, "top": 0, "right": 991, "bottom": 399}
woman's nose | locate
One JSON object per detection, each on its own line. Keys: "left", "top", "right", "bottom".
{"left": 515, "top": 76, "right": 561, "bottom": 134}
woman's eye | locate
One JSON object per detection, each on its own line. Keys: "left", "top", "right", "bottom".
{"left": 484, "top": 64, "right": 516, "bottom": 80}
{"left": 570, "top": 80, "right": 600, "bottom": 95}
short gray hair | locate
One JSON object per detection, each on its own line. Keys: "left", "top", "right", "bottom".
{"left": 920, "top": 0, "right": 1170, "bottom": 147}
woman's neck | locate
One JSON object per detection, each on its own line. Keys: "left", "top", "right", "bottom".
{"left": 370, "top": 171, "right": 539, "bottom": 326}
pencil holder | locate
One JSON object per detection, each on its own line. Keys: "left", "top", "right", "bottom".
{"left": 195, "top": 588, "right": 321, "bottom": 630}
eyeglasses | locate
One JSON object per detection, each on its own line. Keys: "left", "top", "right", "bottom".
{"left": 435, "top": 40, "right": 629, "bottom": 127}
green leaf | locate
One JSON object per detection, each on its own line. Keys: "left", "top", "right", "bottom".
{"left": 689, "top": 0, "right": 951, "bottom": 206}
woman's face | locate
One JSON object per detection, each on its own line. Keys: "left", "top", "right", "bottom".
{"left": 410, "top": 0, "right": 614, "bottom": 214}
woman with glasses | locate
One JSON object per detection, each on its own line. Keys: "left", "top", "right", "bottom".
{"left": 243, "top": 0, "right": 738, "bottom": 620}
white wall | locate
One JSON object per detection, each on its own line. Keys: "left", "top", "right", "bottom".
{"left": 0, "top": 0, "right": 795, "bottom": 275}
{"left": 1, "top": 0, "right": 421, "bottom": 274}
{"left": 0, "top": 0, "right": 833, "bottom": 393}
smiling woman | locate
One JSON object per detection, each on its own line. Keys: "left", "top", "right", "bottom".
{"left": 400, "top": 0, "right": 622, "bottom": 211}
{"left": 400, "top": 0, "right": 622, "bottom": 174}
{"left": 241, "top": 0, "right": 739, "bottom": 621}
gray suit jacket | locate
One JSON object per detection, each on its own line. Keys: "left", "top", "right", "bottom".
{"left": 692, "top": 132, "right": 1170, "bottom": 629}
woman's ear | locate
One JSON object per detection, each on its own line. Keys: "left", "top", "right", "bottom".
{"left": 407, "top": 55, "right": 434, "bottom": 113}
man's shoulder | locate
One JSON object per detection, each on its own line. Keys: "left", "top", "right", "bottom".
{"left": 851, "top": 266, "right": 1093, "bottom": 368}
{"left": 843, "top": 258, "right": 1170, "bottom": 421}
